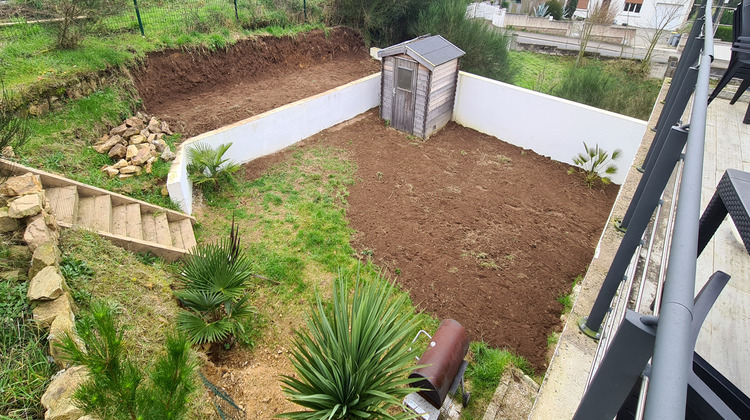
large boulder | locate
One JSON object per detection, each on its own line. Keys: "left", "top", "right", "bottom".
{"left": 23, "top": 213, "right": 57, "bottom": 251}
{"left": 49, "top": 309, "right": 76, "bottom": 367}
{"left": 29, "top": 241, "right": 60, "bottom": 278}
{"left": 27, "top": 266, "right": 66, "bottom": 301}
{"left": 108, "top": 142, "right": 127, "bottom": 159}
{"left": 131, "top": 147, "right": 153, "bottom": 166}
{"left": 93, "top": 136, "right": 120, "bottom": 154}
{"left": 33, "top": 293, "right": 74, "bottom": 328}
{"left": 41, "top": 365, "right": 88, "bottom": 420}
{"left": 148, "top": 117, "right": 162, "bottom": 133}
{"left": 0, "top": 207, "right": 19, "bottom": 232}
{"left": 124, "top": 116, "right": 145, "bottom": 129}
{"left": 0, "top": 173, "right": 43, "bottom": 197}
{"left": 8, "top": 192, "right": 44, "bottom": 218}
{"left": 110, "top": 123, "right": 128, "bottom": 137}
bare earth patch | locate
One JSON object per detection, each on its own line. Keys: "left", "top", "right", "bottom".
{"left": 134, "top": 28, "right": 380, "bottom": 137}
{"left": 243, "top": 110, "right": 618, "bottom": 370}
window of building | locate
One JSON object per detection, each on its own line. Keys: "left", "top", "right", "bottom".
{"left": 397, "top": 67, "right": 413, "bottom": 92}
{"left": 624, "top": 2, "right": 642, "bottom": 13}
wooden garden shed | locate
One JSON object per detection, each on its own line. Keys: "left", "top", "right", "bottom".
{"left": 378, "top": 35, "right": 465, "bottom": 139}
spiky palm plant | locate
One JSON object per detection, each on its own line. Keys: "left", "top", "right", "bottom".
{"left": 175, "top": 220, "right": 254, "bottom": 345}
{"left": 568, "top": 142, "right": 621, "bottom": 188}
{"left": 279, "top": 274, "right": 423, "bottom": 420}
{"left": 186, "top": 142, "right": 239, "bottom": 191}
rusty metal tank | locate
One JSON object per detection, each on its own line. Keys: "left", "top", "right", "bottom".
{"left": 409, "top": 319, "right": 470, "bottom": 408}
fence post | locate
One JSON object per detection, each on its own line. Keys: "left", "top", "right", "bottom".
{"left": 132, "top": 0, "right": 145, "bottom": 37}
{"left": 234, "top": 0, "right": 239, "bottom": 21}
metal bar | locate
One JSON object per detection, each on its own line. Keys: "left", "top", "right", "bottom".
{"left": 133, "top": 0, "right": 145, "bottom": 37}
{"left": 622, "top": 68, "right": 697, "bottom": 229}
{"left": 643, "top": 0, "right": 714, "bottom": 416}
{"left": 584, "top": 126, "right": 688, "bottom": 333}
{"left": 234, "top": 0, "right": 239, "bottom": 21}
{"left": 572, "top": 311, "right": 657, "bottom": 420}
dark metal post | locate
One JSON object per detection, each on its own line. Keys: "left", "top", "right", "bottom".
{"left": 234, "top": 0, "right": 239, "bottom": 21}
{"left": 582, "top": 126, "right": 689, "bottom": 335}
{"left": 304, "top": 0, "right": 307, "bottom": 23}
{"left": 572, "top": 311, "right": 656, "bottom": 420}
{"left": 133, "top": 0, "right": 145, "bottom": 37}
{"left": 620, "top": 67, "right": 698, "bottom": 230}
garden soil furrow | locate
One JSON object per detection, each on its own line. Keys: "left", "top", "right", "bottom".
{"left": 133, "top": 28, "right": 380, "bottom": 137}
{"left": 243, "top": 111, "right": 618, "bottom": 369}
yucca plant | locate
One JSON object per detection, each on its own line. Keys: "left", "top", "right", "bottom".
{"left": 279, "top": 273, "right": 423, "bottom": 419}
{"left": 175, "top": 220, "right": 254, "bottom": 345}
{"left": 568, "top": 142, "right": 622, "bottom": 188}
{"left": 56, "top": 301, "right": 196, "bottom": 420}
{"left": 186, "top": 142, "right": 239, "bottom": 191}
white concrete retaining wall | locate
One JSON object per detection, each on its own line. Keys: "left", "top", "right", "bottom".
{"left": 452, "top": 71, "right": 648, "bottom": 185}
{"left": 167, "top": 73, "right": 381, "bottom": 214}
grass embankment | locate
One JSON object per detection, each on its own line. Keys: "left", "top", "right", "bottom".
{"left": 0, "top": 0, "right": 324, "bottom": 95}
{"left": 509, "top": 51, "right": 662, "bottom": 120}
{"left": 14, "top": 85, "right": 180, "bottom": 209}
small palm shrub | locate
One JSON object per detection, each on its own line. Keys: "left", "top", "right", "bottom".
{"left": 279, "top": 273, "right": 422, "bottom": 419}
{"left": 186, "top": 142, "right": 239, "bottom": 192}
{"left": 175, "top": 221, "right": 254, "bottom": 345}
{"left": 56, "top": 301, "right": 196, "bottom": 420}
{"left": 568, "top": 142, "right": 621, "bottom": 187}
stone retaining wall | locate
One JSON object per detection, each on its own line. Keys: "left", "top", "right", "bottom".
{"left": 0, "top": 172, "right": 89, "bottom": 420}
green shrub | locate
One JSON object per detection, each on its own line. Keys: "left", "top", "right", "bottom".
{"left": 555, "top": 65, "right": 613, "bottom": 109}
{"left": 568, "top": 142, "right": 621, "bottom": 187}
{"left": 411, "top": 0, "right": 515, "bottom": 83}
{"left": 716, "top": 25, "right": 733, "bottom": 42}
{"left": 325, "top": 0, "right": 425, "bottom": 46}
{"left": 174, "top": 221, "right": 254, "bottom": 345}
{"left": 547, "top": 0, "right": 564, "bottom": 20}
{"left": 279, "top": 273, "right": 422, "bottom": 419}
{"left": 57, "top": 301, "right": 197, "bottom": 420}
{"left": 187, "top": 142, "right": 239, "bottom": 192}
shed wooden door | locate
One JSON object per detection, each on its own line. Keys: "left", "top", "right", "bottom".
{"left": 392, "top": 58, "right": 418, "bottom": 134}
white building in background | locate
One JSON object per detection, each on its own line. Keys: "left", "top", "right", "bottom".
{"left": 575, "top": 0, "right": 694, "bottom": 31}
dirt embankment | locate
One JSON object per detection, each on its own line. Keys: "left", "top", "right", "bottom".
{"left": 133, "top": 28, "right": 380, "bottom": 137}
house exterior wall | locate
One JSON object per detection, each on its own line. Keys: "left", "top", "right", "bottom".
{"left": 577, "top": 0, "right": 693, "bottom": 31}
{"left": 424, "top": 59, "right": 460, "bottom": 138}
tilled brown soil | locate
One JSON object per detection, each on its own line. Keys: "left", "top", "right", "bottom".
{"left": 133, "top": 28, "right": 380, "bottom": 137}
{"left": 243, "top": 111, "right": 619, "bottom": 369}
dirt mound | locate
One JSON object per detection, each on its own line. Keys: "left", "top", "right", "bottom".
{"left": 133, "top": 28, "right": 380, "bottom": 137}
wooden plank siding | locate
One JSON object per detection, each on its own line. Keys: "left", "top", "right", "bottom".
{"left": 413, "top": 65, "right": 430, "bottom": 138}
{"left": 424, "top": 59, "right": 459, "bottom": 138}
{"left": 380, "top": 57, "right": 395, "bottom": 122}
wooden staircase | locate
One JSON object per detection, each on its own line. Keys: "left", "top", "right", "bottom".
{"left": 2, "top": 160, "right": 196, "bottom": 261}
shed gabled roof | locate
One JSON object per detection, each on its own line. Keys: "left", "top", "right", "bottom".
{"left": 377, "top": 35, "right": 465, "bottom": 71}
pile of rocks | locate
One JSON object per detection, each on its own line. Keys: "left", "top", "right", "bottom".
{"left": 0, "top": 173, "right": 90, "bottom": 420}
{"left": 94, "top": 112, "right": 177, "bottom": 179}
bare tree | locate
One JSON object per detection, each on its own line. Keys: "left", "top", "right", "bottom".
{"left": 638, "top": 0, "right": 691, "bottom": 70}
{"left": 577, "top": 0, "right": 619, "bottom": 65}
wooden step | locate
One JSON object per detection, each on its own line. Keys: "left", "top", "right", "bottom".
{"left": 125, "top": 204, "right": 142, "bottom": 240}
{"left": 178, "top": 219, "right": 197, "bottom": 252}
{"left": 77, "top": 195, "right": 112, "bottom": 232}
{"left": 46, "top": 186, "right": 78, "bottom": 224}
{"left": 141, "top": 214, "right": 157, "bottom": 243}
{"left": 154, "top": 213, "right": 172, "bottom": 247}
{"left": 111, "top": 205, "right": 127, "bottom": 236}
{"left": 168, "top": 221, "right": 184, "bottom": 250}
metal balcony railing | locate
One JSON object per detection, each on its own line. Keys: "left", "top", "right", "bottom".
{"left": 569, "top": 0, "right": 750, "bottom": 418}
